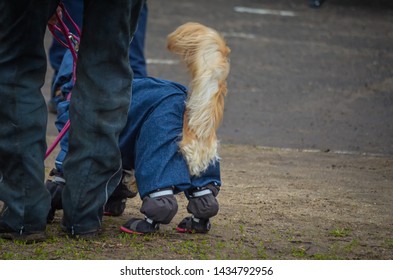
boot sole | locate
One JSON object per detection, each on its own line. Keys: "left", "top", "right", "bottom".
{"left": 176, "top": 227, "right": 193, "bottom": 233}
{"left": 120, "top": 225, "right": 146, "bottom": 235}
{"left": 0, "top": 232, "right": 47, "bottom": 243}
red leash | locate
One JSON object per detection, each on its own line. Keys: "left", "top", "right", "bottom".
{"left": 45, "top": 3, "right": 80, "bottom": 159}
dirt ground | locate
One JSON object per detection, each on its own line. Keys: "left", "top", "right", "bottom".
{"left": 1, "top": 0, "right": 392, "bottom": 260}
{"left": 216, "top": 145, "right": 393, "bottom": 259}
{"left": 1, "top": 143, "right": 392, "bottom": 260}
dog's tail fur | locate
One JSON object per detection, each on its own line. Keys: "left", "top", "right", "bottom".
{"left": 167, "top": 22, "right": 230, "bottom": 176}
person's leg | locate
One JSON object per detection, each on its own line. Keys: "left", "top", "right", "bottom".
{"left": 129, "top": 1, "right": 148, "bottom": 78}
{"left": 49, "top": 0, "right": 147, "bottom": 78}
{"left": 0, "top": 0, "right": 57, "bottom": 240}
{"left": 48, "top": 0, "right": 147, "bottom": 113}
{"left": 48, "top": 0, "right": 83, "bottom": 78}
{"left": 46, "top": 100, "right": 69, "bottom": 223}
{"left": 103, "top": 169, "right": 138, "bottom": 216}
{"left": 50, "top": 0, "right": 147, "bottom": 79}
{"left": 61, "top": 0, "right": 144, "bottom": 237}
{"left": 48, "top": 0, "right": 83, "bottom": 113}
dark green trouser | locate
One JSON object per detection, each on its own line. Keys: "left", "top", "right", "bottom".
{"left": 0, "top": 0, "right": 144, "bottom": 235}
{"left": 61, "top": 0, "right": 144, "bottom": 235}
{"left": 0, "top": 0, "right": 58, "bottom": 233}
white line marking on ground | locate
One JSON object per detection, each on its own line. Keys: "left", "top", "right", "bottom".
{"left": 234, "top": 6, "right": 296, "bottom": 17}
{"left": 222, "top": 32, "right": 256, "bottom": 39}
{"left": 146, "top": 58, "right": 178, "bottom": 65}
{"left": 257, "top": 146, "right": 391, "bottom": 158}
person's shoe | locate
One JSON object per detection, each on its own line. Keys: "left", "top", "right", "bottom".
{"left": 47, "top": 88, "right": 65, "bottom": 114}
{"left": 47, "top": 98, "right": 58, "bottom": 114}
{"left": 0, "top": 222, "right": 47, "bottom": 243}
{"left": 104, "top": 197, "right": 127, "bottom": 216}
{"left": 60, "top": 220, "right": 101, "bottom": 240}
{"left": 120, "top": 217, "right": 159, "bottom": 235}
{"left": 176, "top": 216, "right": 211, "bottom": 234}
{"left": 104, "top": 170, "right": 138, "bottom": 216}
{"left": 45, "top": 168, "right": 65, "bottom": 223}
{"left": 68, "top": 230, "right": 100, "bottom": 240}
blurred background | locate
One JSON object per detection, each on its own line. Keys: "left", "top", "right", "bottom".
{"left": 44, "top": 0, "right": 393, "bottom": 156}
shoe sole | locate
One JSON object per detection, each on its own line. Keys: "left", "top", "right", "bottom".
{"left": 176, "top": 227, "right": 194, "bottom": 233}
{"left": 175, "top": 227, "right": 209, "bottom": 234}
{"left": 0, "top": 232, "right": 47, "bottom": 243}
{"left": 70, "top": 232, "right": 99, "bottom": 240}
{"left": 120, "top": 225, "right": 145, "bottom": 235}
{"left": 103, "top": 211, "right": 122, "bottom": 217}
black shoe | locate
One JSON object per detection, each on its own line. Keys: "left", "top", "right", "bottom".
{"left": 120, "top": 218, "right": 159, "bottom": 235}
{"left": 104, "top": 170, "right": 138, "bottom": 216}
{"left": 47, "top": 98, "right": 58, "bottom": 114}
{"left": 176, "top": 216, "right": 211, "bottom": 234}
{"left": 68, "top": 230, "right": 100, "bottom": 240}
{"left": 104, "top": 197, "right": 127, "bottom": 216}
{"left": 60, "top": 220, "right": 101, "bottom": 240}
{"left": 0, "top": 222, "right": 47, "bottom": 243}
{"left": 47, "top": 88, "right": 65, "bottom": 114}
{"left": 46, "top": 168, "right": 65, "bottom": 223}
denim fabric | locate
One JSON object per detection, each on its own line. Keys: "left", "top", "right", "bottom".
{"left": 60, "top": 0, "right": 144, "bottom": 235}
{"left": 129, "top": 1, "right": 148, "bottom": 77}
{"left": 120, "top": 78, "right": 222, "bottom": 198}
{"left": 49, "top": 0, "right": 148, "bottom": 79}
{"left": 0, "top": 0, "right": 59, "bottom": 232}
{"left": 54, "top": 100, "right": 70, "bottom": 173}
{"left": 53, "top": 53, "right": 222, "bottom": 201}
{"left": 52, "top": 51, "right": 73, "bottom": 173}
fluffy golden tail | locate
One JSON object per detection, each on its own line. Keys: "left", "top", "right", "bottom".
{"left": 167, "top": 22, "right": 230, "bottom": 176}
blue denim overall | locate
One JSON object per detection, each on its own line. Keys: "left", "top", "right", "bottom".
{"left": 53, "top": 52, "right": 222, "bottom": 202}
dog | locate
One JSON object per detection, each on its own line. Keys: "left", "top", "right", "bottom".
{"left": 167, "top": 22, "right": 231, "bottom": 176}
{"left": 45, "top": 22, "right": 231, "bottom": 224}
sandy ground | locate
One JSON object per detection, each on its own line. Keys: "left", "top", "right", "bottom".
{"left": 215, "top": 144, "right": 393, "bottom": 259}
{"left": 0, "top": 143, "right": 392, "bottom": 260}
{"left": 43, "top": 142, "right": 393, "bottom": 260}
{"left": 1, "top": 0, "right": 392, "bottom": 260}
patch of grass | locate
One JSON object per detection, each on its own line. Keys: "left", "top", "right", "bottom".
{"left": 330, "top": 228, "right": 351, "bottom": 238}
{"left": 344, "top": 239, "right": 359, "bottom": 253}
{"left": 0, "top": 218, "right": 389, "bottom": 260}
{"left": 33, "top": 246, "right": 49, "bottom": 259}
{"left": 324, "top": 241, "right": 355, "bottom": 260}
{"left": 312, "top": 253, "right": 340, "bottom": 260}
{"left": 168, "top": 238, "right": 210, "bottom": 259}
{"left": 214, "top": 241, "right": 228, "bottom": 259}
{"left": 292, "top": 246, "right": 306, "bottom": 258}
{"left": 1, "top": 251, "right": 19, "bottom": 259}
{"left": 385, "top": 238, "right": 393, "bottom": 247}
{"left": 256, "top": 241, "right": 268, "bottom": 259}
